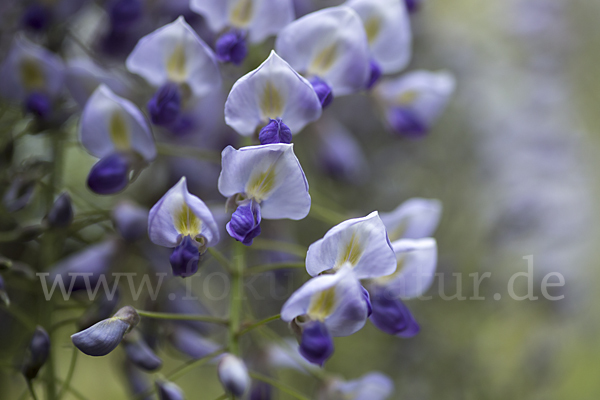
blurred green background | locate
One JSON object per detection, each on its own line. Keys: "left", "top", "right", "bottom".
{"left": 3, "top": 0, "right": 600, "bottom": 399}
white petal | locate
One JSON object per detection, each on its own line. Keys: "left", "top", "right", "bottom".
{"left": 218, "top": 144, "right": 311, "bottom": 220}
{"left": 189, "top": 0, "right": 229, "bottom": 34}
{"left": 225, "top": 50, "right": 321, "bottom": 136}
{"left": 380, "top": 198, "right": 442, "bottom": 241}
{"left": 346, "top": 0, "right": 411, "bottom": 73}
{"left": 306, "top": 212, "right": 396, "bottom": 279}
{"left": 376, "top": 70, "right": 456, "bottom": 125}
{"left": 335, "top": 372, "right": 394, "bottom": 400}
{"left": 79, "top": 85, "right": 156, "bottom": 161}
{"left": 374, "top": 238, "right": 438, "bottom": 299}
{"left": 126, "top": 16, "right": 221, "bottom": 98}
{"left": 148, "top": 177, "right": 220, "bottom": 248}
{"left": 0, "top": 35, "right": 64, "bottom": 101}
{"left": 275, "top": 6, "right": 370, "bottom": 95}
{"left": 246, "top": 0, "right": 295, "bottom": 43}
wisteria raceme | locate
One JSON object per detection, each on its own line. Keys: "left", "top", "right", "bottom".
{"left": 0, "top": 0, "right": 458, "bottom": 398}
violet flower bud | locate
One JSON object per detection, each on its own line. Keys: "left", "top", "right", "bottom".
{"left": 226, "top": 201, "right": 262, "bottom": 246}
{"left": 299, "top": 320, "right": 334, "bottom": 366}
{"left": 123, "top": 330, "right": 162, "bottom": 371}
{"left": 156, "top": 380, "right": 185, "bottom": 400}
{"left": 259, "top": 119, "right": 292, "bottom": 145}
{"left": 169, "top": 235, "right": 201, "bottom": 278}
{"left": 215, "top": 30, "right": 248, "bottom": 65}
{"left": 309, "top": 77, "right": 333, "bottom": 109}
{"left": 87, "top": 153, "right": 132, "bottom": 195}
{"left": 147, "top": 83, "right": 181, "bottom": 127}
{"left": 366, "top": 59, "right": 382, "bottom": 90}
{"left": 388, "top": 107, "right": 428, "bottom": 138}
{"left": 25, "top": 92, "right": 51, "bottom": 119}
{"left": 22, "top": 327, "right": 50, "bottom": 380}
{"left": 46, "top": 192, "right": 73, "bottom": 228}
{"left": 369, "top": 289, "right": 420, "bottom": 337}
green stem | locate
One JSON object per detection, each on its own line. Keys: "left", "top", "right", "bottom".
{"left": 250, "top": 239, "right": 307, "bottom": 259}
{"left": 156, "top": 143, "right": 221, "bottom": 164}
{"left": 56, "top": 347, "right": 78, "bottom": 400}
{"left": 207, "top": 247, "right": 233, "bottom": 273}
{"left": 237, "top": 314, "right": 281, "bottom": 337}
{"left": 228, "top": 243, "right": 245, "bottom": 356}
{"left": 26, "top": 380, "right": 39, "bottom": 400}
{"left": 245, "top": 262, "right": 305, "bottom": 275}
{"left": 135, "top": 310, "right": 229, "bottom": 325}
{"left": 249, "top": 372, "right": 311, "bottom": 400}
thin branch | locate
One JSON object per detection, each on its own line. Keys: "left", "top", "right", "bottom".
{"left": 135, "top": 310, "right": 229, "bottom": 325}
{"left": 238, "top": 314, "right": 281, "bottom": 337}
{"left": 245, "top": 262, "right": 305, "bottom": 275}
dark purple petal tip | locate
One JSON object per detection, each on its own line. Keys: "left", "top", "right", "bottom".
{"left": 259, "top": 119, "right": 292, "bottom": 145}
{"left": 169, "top": 235, "right": 200, "bottom": 277}
{"left": 87, "top": 153, "right": 132, "bottom": 195}
{"left": 299, "top": 320, "right": 334, "bottom": 366}
{"left": 148, "top": 83, "right": 181, "bottom": 127}
{"left": 369, "top": 289, "right": 420, "bottom": 338}
{"left": 216, "top": 30, "right": 248, "bottom": 65}
{"left": 309, "top": 77, "right": 333, "bottom": 109}
{"left": 226, "top": 201, "right": 261, "bottom": 246}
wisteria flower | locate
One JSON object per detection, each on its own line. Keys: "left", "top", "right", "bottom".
{"left": 148, "top": 177, "right": 220, "bottom": 277}
{"left": 366, "top": 238, "right": 437, "bottom": 337}
{"left": 65, "top": 58, "right": 127, "bottom": 107}
{"left": 306, "top": 211, "right": 396, "bottom": 279}
{"left": 318, "top": 372, "right": 394, "bottom": 400}
{"left": 224, "top": 50, "right": 322, "bottom": 141}
{"left": 126, "top": 16, "right": 221, "bottom": 131}
{"left": 218, "top": 144, "right": 310, "bottom": 245}
{"left": 0, "top": 35, "right": 64, "bottom": 119}
{"left": 346, "top": 0, "right": 412, "bottom": 82}
{"left": 380, "top": 197, "right": 442, "bottom": 241}
{"left": 375, "top": 70, "right": 456, "bottom": 137}
{"left": 189, "top": 0, "right": 295, "bottom": 65}
{"left": 281, "top": 265, "right": 370, "bottom": 365}
{"left": 79, "top": 84, "right": 156, "bottom": 195}
{"left": 275, "top": 6, "right": 371, "bottom": 103}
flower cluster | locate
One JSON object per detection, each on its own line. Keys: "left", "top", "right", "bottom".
{"left": 0, "top": 0, "right": 454, "bottom": 399}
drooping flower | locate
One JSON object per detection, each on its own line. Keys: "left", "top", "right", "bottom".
{"left": 71, "top": 306, "right": 140, "bottom": 357}
{"left": 148, "top": 177, "right": 220, "bottom": 277}
{"left": 224, "top": 50, "right": 322, "bottom": 140}
{"left": 275, "top": 6, "right": 371, "bottom": 99}
{"left": 317, "top": 372, "right": 394, "bottom": 400}
{"left": 366, "top": 238, "right": 437, "bottom": 336}
{"left": 169, "top": 325, "right": 221, "bottom": 359}
{"left": 218, "top": 354, "right": 251, "bottom": 397}
{"left": 305, "top": 212, "right": 396, "bottom": 279}
{"left": 156, "top": 380, "right": 185, "bottom": 400}
{"left": 375, "top": 70, "right": 456, "bottom": 138}
{"left": 379, "top": 197, "right": 442, "bottom": 241}
{"left": 22, "top": 327, "right": 50, "bottom": 380}
{"left": 65, "top": 58, "right": 127, "bottom": 107}
{"left": 189, "top": 0, "right": 295, "bottom": 64}
{"left": 79, "top": 84, "right": 156, "bottom": 195}
{"left": 218, "top": 144, "right": 311, "bottom": 245}
{"left": 126, "top": 16, "right": 221, "bottom": 132}
{"left": 346, "top": 0, "right": 412, "bottom": 79}
{"left": 281, "top": 265, "right": 369, "bottom": 365}
{"left": 122, "top": 330, "right": 162, "bottom": 371}
{"left": 0, "top": 35, "right": 64, "bottom": 119}
{"left": 112, "top": 201, "right": 148, "bottom": 242}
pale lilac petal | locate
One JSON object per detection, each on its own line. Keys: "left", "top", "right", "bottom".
{"left": 275, "top": 6, "right": 370, "bottom": 95}
{"left": 126, "top": 16, "right": 221, "bottom": 98}
{"left": 347, "top": 0, "right": 411, "bottom": 73}
{"left": 218, "top": 144, "right": 311, "bottom": 220}
{"left": 148, "top": 177, "right": 220, "bottom": 248}
{"left": 306, "top": 212, "right": 396, "bottom": 279}
{"left": 225, "top": 50, "right": 321, "bottom": 136}
{"left": 79, "top": 85, "right": 156, "bottom": 161}
{"left": 380, "top": 197, "right": 442, "bottom": 241}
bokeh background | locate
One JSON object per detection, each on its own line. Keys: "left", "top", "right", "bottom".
{"left": 2, "top": 0, "right": 600, "bottom": 399}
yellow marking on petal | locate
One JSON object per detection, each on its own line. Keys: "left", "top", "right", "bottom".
{"left": 230, "top": 0, "right": 254, "bottom": 28}
{"left": 167, "top": 44, "right": 187, "bottom": 83}
{"left": 20, "top": 58, "right": 45, "bottom": 91}
{"left": 374, "top": 254, "right": 406, "bottom": 285}
{"left": 109, "top": 111, "right": 130, "bottom": 151}
{"left": 246, "top": 167, "right": 277, "bottom": 202}
{"left": 308, "top": 43, "right": 338, "bottom": 75}
{"left": 335, "top": 231, "right": 364, "bottom": 269}
{"left": 396, "top": 90, "right": 418, "bottom": 106}
{"left": 308, "top": 287, "right": 337, "bottom": 321}
{"left": 260, "top": 81, "right": 284, "bottom": 119}
{"left": 174, "top": 203, "right": 202, "bottom": 236}
{"left": 364, "top": 15, "right": 382, "bottom": 44}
